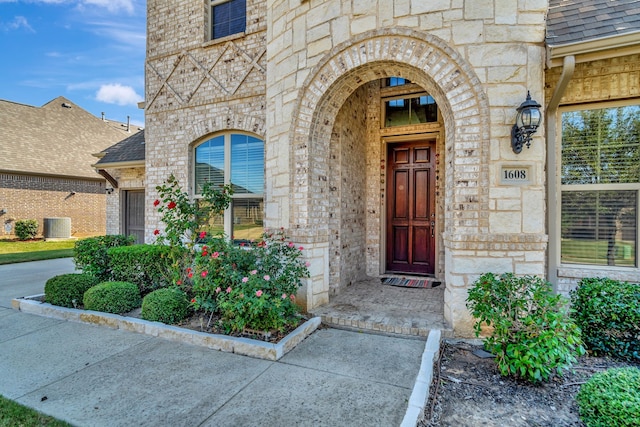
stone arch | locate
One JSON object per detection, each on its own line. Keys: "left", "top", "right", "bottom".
{"left": 289, "top": 28, "right": 490, "bottom": 241}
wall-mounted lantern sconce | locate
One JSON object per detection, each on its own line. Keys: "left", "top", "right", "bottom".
{"left": 106, "top": 188, "right": 114, "bottom": 195}
{"left": 511, "top": 91, "right": 542, "bottom": 154}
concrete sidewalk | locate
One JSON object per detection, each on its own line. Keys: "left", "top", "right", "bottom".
{"left": 0, "top": 259, "right": 436, "bottom": 426}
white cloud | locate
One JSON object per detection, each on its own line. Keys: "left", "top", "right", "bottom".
{"left": 81, "top": 0, "right": 134, "bottom": 14}
{"left": 96, "top": 83, "right": 143, "bottom": 106}
{"left": 88, "top": 21, "right": 146, "bottom": 50}
{"left": 1, "top": 16, "right": 35, "bottom": 32}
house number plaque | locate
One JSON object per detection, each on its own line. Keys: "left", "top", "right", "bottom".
{"left": 500, "top": 165, "right": 532, "bottom": 185}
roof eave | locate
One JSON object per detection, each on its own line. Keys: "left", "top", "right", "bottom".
{"left": 91, "top": 160, "right": 145, "bottom": 169}
{"left": 547, "top": 30, "right": 640, "bottom": 68}
{"left": 0, "top": 169, "right": 106, "bottom": 182}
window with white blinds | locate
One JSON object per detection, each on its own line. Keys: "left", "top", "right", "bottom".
{"left": 560, "top": 105, "right": 640, "bottom": 267}
{"left": 194, "top": 132, "right": 264, "bottom": 241}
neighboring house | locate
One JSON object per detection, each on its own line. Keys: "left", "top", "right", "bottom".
{"left": 92, "top": 130, "right": 146, "bottom": 244}
{"left": 0, "top": 96, "right": 136, "bottom": 239}
{"left": 129, "top": 0, "right": 639, "bottom": 335}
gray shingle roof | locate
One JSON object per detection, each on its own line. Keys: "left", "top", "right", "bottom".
{"left": 0, "top": 96, "right": 134, "bottom": 179}
{"left": 94, "top": 129, "right": 145, "bottom": 166}
{"left": 547, "top": 0, "right": 640, "bottom": 46}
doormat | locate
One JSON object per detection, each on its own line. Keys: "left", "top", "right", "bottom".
{"left": 382, "top": 277, "right": 441, "bottom": 288}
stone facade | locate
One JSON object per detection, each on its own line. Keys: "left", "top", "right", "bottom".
{"left": 265, "top": 1, "right": 547, "bottom": 335}
{"left": 144, "top": 0, "right": 551, "bottom": 335}
{"left": 0, "top": 173, "right": 106, "bottom": 238}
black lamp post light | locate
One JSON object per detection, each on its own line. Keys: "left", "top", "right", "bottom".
{"left": 511, "top": 91, "right": 542, "bottom": 154}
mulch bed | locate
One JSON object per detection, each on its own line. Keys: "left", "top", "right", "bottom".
{"left": 420, "top": 340, "right": 639, "bottom": 427}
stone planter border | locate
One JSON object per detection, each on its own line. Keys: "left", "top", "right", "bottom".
{"left": 12, "top": 294, "right": 321, "bottom": 361}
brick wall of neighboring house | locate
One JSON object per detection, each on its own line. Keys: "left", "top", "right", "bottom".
{"left": 0, "top": 173, "right": 106, "bottom": 238}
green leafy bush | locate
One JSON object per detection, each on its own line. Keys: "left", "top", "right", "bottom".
{"left": 83, "top": 281, "right": 141, "bottom": 314}
{"left": 466, "top": 272, "right": 585, "bottom": 383}
{"left": 190, "top": 229, "right": 309, "bottom": 333}
{"left": 571, "top": 277, "right": 640, "bottom": 361}
{"left": 577, "top": 367, "right": 640, "bottom": 427}
{"left": 74, "top": 235, "right": 135, "bottom": 281}
{"left": 44, "top": 273, "right": 100, "bottom": 308}
{"left": 108, "top": 244, "right": 179, "bottom": 294}
{"left": 141, "top": 287, "right": 190, "bottom": 324}
{"left": 15, "top": 219, "right": 38, "bottom": 240}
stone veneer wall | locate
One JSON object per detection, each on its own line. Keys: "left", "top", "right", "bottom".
{"left": 545, "top": 53, "right": 640, "bottom": 294}
{"left": 104, "top": 167, "right": 146, "bottom": 235}
{"left": 0, "top": 173, "right": 106, "bottom": 238}
{"left": 266, "top": 0, "right": 548, "bottom": 335}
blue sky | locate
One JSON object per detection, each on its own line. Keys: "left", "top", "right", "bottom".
{"left": 0, "top": 0, "right": 146, "bottom": 126}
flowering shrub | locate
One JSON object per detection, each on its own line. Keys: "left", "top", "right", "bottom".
{"left": 154, "top": 173, "right": 233, "bottom": 248}
{"left": 152, "top": 175, "right": 310, "bottom": 336}
{"left": 189, "top": 229, "right": 310, "bottom": 333}
{"left": 154, "top": 174, "right": 232, "bottom": 285}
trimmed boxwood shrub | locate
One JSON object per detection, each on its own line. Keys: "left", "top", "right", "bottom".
{"left": 571, "top": 277, "right": 640, "bottom": 361}
{"left": 15, "top": 219, "right": 38, "bottom": 240}
{"left": 44, "top": 273, "right": 100, "bottom": 308}
{"left": 108, "top": 244, "right": 180, "bottom": 294}
{"left": 83, "top": 281, "right": 141, "bottom": 314}
{"left": 141, "top": 287, "right": 190, "bottom": 324}
{"left": 74, "top": 235, "right": 135, "bottom": 281}
{"left": 577, "top": 367, "right": 640, "bottom": 427}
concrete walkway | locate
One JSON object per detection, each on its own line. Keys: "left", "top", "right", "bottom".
{"left": 0, "top": 259, "right": 437, "bottom": 427}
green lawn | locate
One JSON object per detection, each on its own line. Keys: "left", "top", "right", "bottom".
{"left": 0, "top": 395, "right": 72, "bottom": 427}
{"left": 561, "top": 238, "right": 635, "bottom": 266}
{"left": 0, "top": 239, "right": 76, "bottom": 265}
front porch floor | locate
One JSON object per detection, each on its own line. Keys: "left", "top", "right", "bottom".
{"left": 308, "top": 276, "right": 453, "bottom": 339}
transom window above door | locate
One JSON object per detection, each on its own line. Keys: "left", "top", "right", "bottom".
{"left": 381, "top": 77, "right": 439, "bottom": 128}
{"left": 194, "top": 132, "right": 264, "bottom": 241}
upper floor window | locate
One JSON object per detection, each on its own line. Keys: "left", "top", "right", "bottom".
{"left": 195, "top": 132, "right": 264, "bottom": 241}
{"left": 210, "top": 0, "right": 246, "bottom": 40}
{"left": 560, "top": 104, "right": 640, "bottom": 267}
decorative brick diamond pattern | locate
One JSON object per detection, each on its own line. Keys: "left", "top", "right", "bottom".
{"left": 146, "top": 41, "right": 266, "bottom": 111}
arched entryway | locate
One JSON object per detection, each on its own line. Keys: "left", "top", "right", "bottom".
{"left": 287, "top": 29, "right": 490, "bottom": 334}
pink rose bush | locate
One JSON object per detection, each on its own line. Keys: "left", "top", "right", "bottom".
{"left": 152, "top": 175, "right": 310, "bottom": 336}
{"left": 189, "top": 228, "right": 310, "bottom": 333}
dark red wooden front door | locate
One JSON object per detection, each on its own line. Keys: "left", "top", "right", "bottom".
{"left": 386, "top": 141, "right": 436, "bottom": 275}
